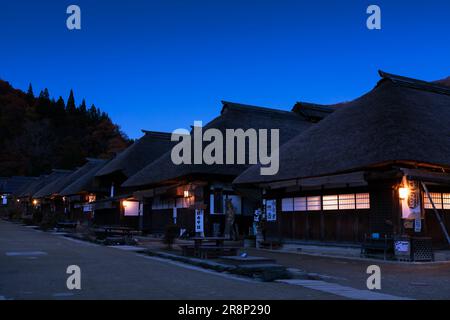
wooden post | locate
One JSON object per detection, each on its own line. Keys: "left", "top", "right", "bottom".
{"left": 421, "top": 182, "right": 450, "bottom": 246}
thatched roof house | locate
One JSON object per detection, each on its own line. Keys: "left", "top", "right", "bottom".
{"left": 121, "top": 101, "right": 337, "bottom": 235}
{"left": 233, "top": 71, "right": 450, "bottom": 249}
{"left": 123, "top": 101, "right": 327, "bottom": 188}
{"left": 60, "top": 159, "right": 108, "bottom": 196}
{"left": 234, "top": 71, "right": 450, "bottom": 185}
{"left": 16, "top": 177, "right": 41, "bottom": 198}
{"left": 18, "top": 170, "right": 69, "bottom": 199}
{"left": 33, "top": 170, "right": 74, "bottom": 199}
{"left": 96, "top": 130, "right": 173, "bottom": 183}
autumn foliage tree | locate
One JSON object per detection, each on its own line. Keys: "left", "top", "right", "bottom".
{"left": 0, "top": 80, "right": 131, "bottom": 176}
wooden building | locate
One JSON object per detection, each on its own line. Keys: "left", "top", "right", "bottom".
{"left": 17, "top": 171, "right": 70, "bottom": 223}
{"left": 91, "top": 131, "right": 174, "bottom": 229}
{"left": 0, "top": 176, "right": 36, "bottom": 218}
{"left": 234, "top": 71, "right": 450, "bottom": 248}
{"left": 32, "top": 169, "right": 74, "bottom": 224}
{"left": 59, "top": 158, "right": 108, "bottom": 223}
{"left": 122, "top": 101, "right": 336, "bottom": 236}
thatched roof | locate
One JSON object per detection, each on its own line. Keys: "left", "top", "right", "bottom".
{"left": 292, "top": 101, "right": 342, "bottom": 122}
{"left": 234, "top": 71, "right": 450, "bottom": 185}
{"left": 122, "top": 101, "right": 318, "bottom": 188}
{"left": 33, "top": 170, "right": 74, "bottom": 198}
{"left": 15, "top": 170, "right": 68, "bottom": 198}
{"left": 1, "top": 176, "right": 38, "bottom": 195}
{"left": 60, "top": 159, "right": 108, "bottom": 196}
{"left": 15, "top": 177, "right": 40, "bottom": 197}
{"left": 95, "top": 131, "right": 173, "bottom": 179}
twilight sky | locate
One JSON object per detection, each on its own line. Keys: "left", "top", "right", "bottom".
{"left": 1, "top": 0, "right": 449, "bottom": 138}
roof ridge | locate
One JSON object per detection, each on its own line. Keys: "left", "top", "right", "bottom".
{"left": 379, "top": 70, "right": 450, "bottom": 96}
{"left": 141, "top": 130, "right": 173, "bottom": 139}
{"left": 292, "top": 101, "right": 339, "bottom": 113}
{"left": 221, "top": 100, "right": 293, "bottom": 115}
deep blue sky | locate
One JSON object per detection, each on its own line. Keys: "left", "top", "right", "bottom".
{"left": 1, "top": 0, "right": 449, "bottom": 139}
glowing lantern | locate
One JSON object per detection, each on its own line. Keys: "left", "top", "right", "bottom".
{"left": 399, "top": 187, "right": 409, "bottom": 200}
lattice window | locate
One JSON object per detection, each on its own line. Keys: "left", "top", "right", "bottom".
{"left": 307, "top": 196, "right": 321, "bottom": 211}
{"left": 424, "top": 192, "right": 443, "bottom": 209}
{"left": 281, "top": 198, "right": 294, "bottom": 212}
{"left": 339, "top": 194, "right": 356, "bottom": 210}
{"left": 323, "top": 195, "right": 338, "bottom": 211}
{"left": 356, "top": 193, "right": 370, "bottom": 209}
{"left": 280, "top": 193, "right": 370, "bottom": 212}
{"left": 294, "top": 197, "right": 307, "bottom": 211}
{"left": 443, "top": 193, "right": 450, "bottom": 210}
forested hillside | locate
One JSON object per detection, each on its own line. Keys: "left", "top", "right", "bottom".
{"left": 0, "top": 80, "right": 131, "bottom": 176}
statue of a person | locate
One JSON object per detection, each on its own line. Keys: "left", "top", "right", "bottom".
{"left": 224, "top": 198, "right": 238, "bottom": 240}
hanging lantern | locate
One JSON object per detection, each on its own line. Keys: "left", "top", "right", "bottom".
{"left": 399, "top": 187, "right": 409, "bottom": 200}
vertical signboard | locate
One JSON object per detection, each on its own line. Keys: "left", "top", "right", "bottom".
{"left": 266, "top": 200, "right": 277, "bottom": 221}
{"left": 195, "top": 209, "right": 204, "bottom": 233}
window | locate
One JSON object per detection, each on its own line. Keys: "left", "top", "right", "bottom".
{"left": 443, "top": 194, "right": 450, "bottom": 210}
{"left": 123, "top": 201, "right": 139, "bottom": 216}
{"left": 323, "top": 195, "right": 338, "bottom": 211}
{"left": 153, "top": 197, "right": 188, "bottom": 210}
{"left": 424, "top": 192, "right": 443, "bottom": 209}
{"left": 339, "top": 194, "right": 356, "bottom": 210}
{"left": 307, "top": 196, "right": 321, "bottom": 211}
{"left": 356, "top": 193, "right": 370, "bottom": 209}
{"left": 294, "top": 197, "right": 307, "bottom": 211}
{"left": 281, "top": 193, "right": 370, "bottom": 212}
{"left": 282, "top": 198, "right": 294, "bottom": 212}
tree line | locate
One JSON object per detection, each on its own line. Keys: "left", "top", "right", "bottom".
{"left": 0, "top": 80, "right": 131, "bottom": 177}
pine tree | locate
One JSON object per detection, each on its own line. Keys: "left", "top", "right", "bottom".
{"left": 66, "top": 89, "right": 76, "bottom": 112}
{"left": 79, "top": 99, "right": 87, "bottom": 114}
{"left": 27, "top": 83, "right": 34, "bottom": 99}
{"left": 55, "top": 96, "right": 66, "bottom": 115}
{"left": 39, "top": 88, "right": 50, "bottom": 100}
{"left": 88, "top": 104, "right": 99, "bottom": 120}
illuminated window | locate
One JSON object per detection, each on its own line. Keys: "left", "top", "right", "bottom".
{"left": 281, "top": 198, "right": 294, "bottom": 212}
{"left": 323, "top": 195, "right": 338, "bottom": 211}
{"left": 444, "top": 194, "right": 450, "bottom": 210}
{"left": 424, "top": 192, "right": 443, "bottom": 209}
{"left": 294, "top": 197, "right": 307, "bottom": 211}
{"left": 307, "top": 196, "right": 321, "bottom": 211}
{"left": 281, "top": 193, "right": 370, "bottom": 212}
{"left": 339, "top": 194, "right": 356, "bottom": 210}
{"left": 356, "top": 193, "right": 370, "bottom": 209}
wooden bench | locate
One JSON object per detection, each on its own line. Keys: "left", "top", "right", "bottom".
{"left": 259, "top": 241, "right": 283, "bottom": 250}
{"left": 361, "top": 234, "right": 393, "bottom": 260}
{"left": 197, "top": 246, "right": 240, "bottom": 259}
{"left": 180, "top": 244, "right": 196, "bottom": 257}
{"left": 180, "top": 244, "right": 239, "bottom": 259}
